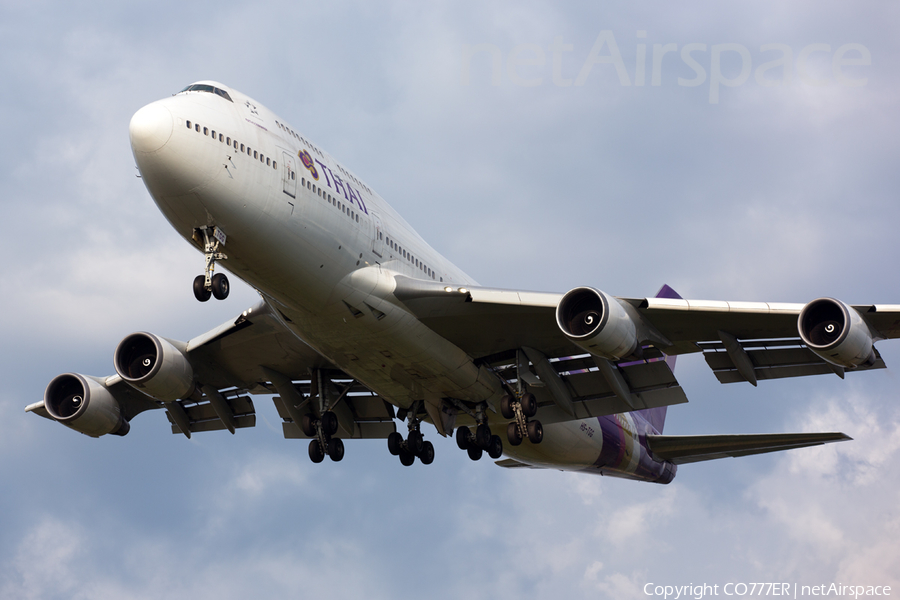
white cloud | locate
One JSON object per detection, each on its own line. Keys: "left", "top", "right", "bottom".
{"left": 589, "top": 569, "right": 651, "bottom": 600}
{"left": 745, "top": 390, "right": 900, "bottom": 585}
{"left": 603, "top": 489, "right": 677, "bottom": 545}
{"left": 1, "top": 515, "right": 385, "bottom": 600}
{"left": 3, "top": 518, "right": 84, "bottom": 600}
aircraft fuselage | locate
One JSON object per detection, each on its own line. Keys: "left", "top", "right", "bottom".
{"left": 129, "top": 81, "right": 675, "bottom": 482}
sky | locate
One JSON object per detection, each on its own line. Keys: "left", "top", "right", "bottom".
{"left": 2, "top": 1, "right": 900, "bottom": 598}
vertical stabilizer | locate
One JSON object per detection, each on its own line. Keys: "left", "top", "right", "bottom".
{"left": 638, "top": 284, "right": 682, "bottom": 433}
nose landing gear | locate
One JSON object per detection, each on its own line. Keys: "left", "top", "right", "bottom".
{"left": 192, "top": 227, "right": 229, "bottom": 302}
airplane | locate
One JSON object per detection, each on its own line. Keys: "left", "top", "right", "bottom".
{"left": 26, "top": 80, "right": 900, "bottom": 484}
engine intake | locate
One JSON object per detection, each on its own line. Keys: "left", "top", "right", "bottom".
{"left": 44, "top": 373, "right": 129, "bottom": 437}
{"left": 798, "top": 298, "right": 876, "bottom": 369}
{"left": 115, "top": 332, "right": 194, "bottom": 401}
{"left": 556, "top": 287, "right": 639, "bottom": 360}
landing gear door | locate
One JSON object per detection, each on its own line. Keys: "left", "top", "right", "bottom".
{"left": 282, "top": 152, "right": 297, "bottom": 199}
{"left": 371, "top": 212, "right": 384, "bottom": 258}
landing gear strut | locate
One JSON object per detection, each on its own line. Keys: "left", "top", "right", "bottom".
{"left": 302, "top": 410, "right": 344, "bottom": 463}
{"left": 502, "top": 392, "right": 543, "bottom": 446}
{"left": 192, "top": 227, "right": 229, "bottom": 302}
{"left": 387, "top": 401, "right": 435, "bottom": 466}
{"left": 455, "top": 403, "right": 503, "bottom": 461}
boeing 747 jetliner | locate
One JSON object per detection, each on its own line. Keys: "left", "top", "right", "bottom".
{"left": 27, "top": 81, "right": 900, "bottom": 483}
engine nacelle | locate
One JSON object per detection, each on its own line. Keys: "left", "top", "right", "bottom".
{"left": 44, "top": 373, "right": 130, "bottom": 437}
{"left": 798, "top": 298, "right": 876, "bottom": 369}
{"left": 114, "top": 332, "right": 194, "bottom": 401}
{"left": 556, "top": 287, "right": 639, "bottom": 360}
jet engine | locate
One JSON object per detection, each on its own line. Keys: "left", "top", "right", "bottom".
{"left": 44, "top": 373, "right": 130, "bottom": 437}
{"left": 114, "top": 332, "right": 194, "bottom": 401}
{"left": 798, "top": 298, "right": 876, "bottom": 369}
{"left": 556, "top": 287, "right": 639, "bottom": 360}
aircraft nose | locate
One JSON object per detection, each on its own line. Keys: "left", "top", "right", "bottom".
{"left": 129, "top": 102, "right": 174, "bottom": 154}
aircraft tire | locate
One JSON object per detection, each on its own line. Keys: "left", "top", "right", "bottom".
{"left": 327, "top": 437, "right": 344, "bottom": 462}
{"left": 488, "top": 435, "right": 503, "bottom": 459}
{"left": 466, "top": 446, "right": 483, "bottom": 461}
{"left": 301, "top": 413, "right": 316, "bottom": 437}
{"left": 193, "top": 275, "right": 211, "bottom": 302}
{"left": 500, "top": 394, "right": 514, "bottom": 419}
{"left": 211, "top": 273, "right": 229, "bottom": 300}
{"left": 520, "top": 393, "right": 537, "bottom": 418}
{"left": 321, "top": 411, "right": 339, "bottom": 436}
{"left": 455, "top": 426, "right": 471, "bottom": 450}
{"left": 526, "top": 420, "right": 543, "bottom": 444}
{"left": 387, "top": 431, "right": 403, "bottom": 456}
{"left": 308, "top": 439, "right": 325, "bottom": 463}
{"left": 475, "top": 423, "right": 492, "bottom": 449}
{"left": 419, "top": 441, "right": 435, "bottom": 465}
{"left": 399, "top": 449, "right": 415, "bottom": 466}
{"left": 407, "top": 430, "right": 424, "bottom": 455}
{"left": 507, "top": 422, "right": 523, "bottom": 446}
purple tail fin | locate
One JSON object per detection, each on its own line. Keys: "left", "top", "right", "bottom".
{"left": 639, "top": 284, "right": 682, "bottom": 433}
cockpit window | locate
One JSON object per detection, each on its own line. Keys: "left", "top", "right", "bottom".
{"left": 177, "top": 84, "right": 234, "bottom": 103}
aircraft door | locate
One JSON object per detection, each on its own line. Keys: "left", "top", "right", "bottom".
{"left": 282, "top": 152, "right": 297, "bottom": 198}
{"left": 371, "top": 212, "right": 384, "bottom": 258}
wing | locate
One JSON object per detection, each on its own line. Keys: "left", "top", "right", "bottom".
{"left": 28, "top": 300, "right": 396, "bottom": 440}
{"left": 393, "top": 277, "right": 900, "bottom": 418}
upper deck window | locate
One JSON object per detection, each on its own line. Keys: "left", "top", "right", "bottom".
{"left": 178, "top": 84, "right": 234, "bottom": 103}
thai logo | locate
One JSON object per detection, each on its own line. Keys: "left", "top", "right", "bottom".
{"left": 299, "top": 150, "right": 318, "bottom": 180}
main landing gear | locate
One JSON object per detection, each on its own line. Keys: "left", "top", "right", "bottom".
{"left": 455, "top": 403, "right": 504, "bottom": 461}
{"left": 302, "top": 410, "right": 344, "bottom": 463}
{"left": 192, "top": 227, "right": 230, "bottom": 302}
{"left": 387, "top": 401, "right": 435, "bottom": 466}
{"left": 502, "top": 392, "right": 543, "bottom": 446}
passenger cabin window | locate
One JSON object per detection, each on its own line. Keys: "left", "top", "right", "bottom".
{"left": 182, "top": 121, "right": 277, "bottom": 170}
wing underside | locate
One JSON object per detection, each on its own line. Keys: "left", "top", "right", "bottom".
{"left": 483, "top": 349, "right": 687, "bottom": 425}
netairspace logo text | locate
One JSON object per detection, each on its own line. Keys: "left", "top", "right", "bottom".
{"left": 460, "top": 31, "right": 871, "bottom": 104}
{"left": 643, "top": 582, "right": 891, "bottom": 600}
